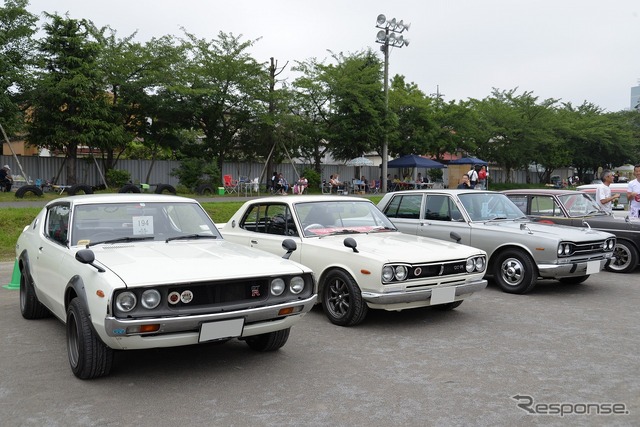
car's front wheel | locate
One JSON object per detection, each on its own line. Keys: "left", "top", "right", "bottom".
{"left": 493, "top": 249, "right": 537, "bottom": 294}
{"left": 605, "top": 240, "right": 638, "bottom": 273}
{"left": 66, "top": 298, "right": 114, "bottom": 379}
{"left": 244, "top": 328, "right": 290, "bottom": 351}
{"left": 19, "top": 266, "right": 49, "bottom": 319}
{"left": 321, "top": 269, "right": 368, "bottom": 326}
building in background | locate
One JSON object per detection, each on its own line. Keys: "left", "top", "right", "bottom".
{"left": 631, "top": 83, "right": 640, "bottom": 111}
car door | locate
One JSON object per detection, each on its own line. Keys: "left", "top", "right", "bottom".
{"left": 32, "top": 202, "right": 72, "bottom": 318}
{"left": 380, "top": 193, "right": 422, "bottom": 234}
{"left": 416, "top": 194, "right": 472, "bottom": 244}
{"left": 237, "top": 202, "right": 303, "bottom": 264}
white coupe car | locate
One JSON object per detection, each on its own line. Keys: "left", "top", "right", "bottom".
{"left": 16, "top": 194, "right": 316, "bottom": 379}
{"left": 219, "top": 195, "right": 488, "bottom": 326}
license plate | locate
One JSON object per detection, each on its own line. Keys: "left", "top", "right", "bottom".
{"left": 431, "top": 287, "right": 456, "bottom": 305}
{"left": 199, "top": 318, "right": 244, "bottom": 343}
{"left": 586, "top": 260, "right": 600, "bottom": 275}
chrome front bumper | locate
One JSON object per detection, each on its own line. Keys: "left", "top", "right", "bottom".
{"left": 361, "top": 279, "right": 488, "bottom": 305}
{"left": 537, "top": 257, "right": 610, "bottom": 279}
{"left": 104, "top": 295, "right": 317, "bottom": 337}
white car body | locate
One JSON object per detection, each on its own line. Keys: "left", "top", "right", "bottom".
{"left": 16, "top": 194, "right": 316, "bottom": 379}
{"left": 576, "top": 183, "right": 629, "bottom": 210}
{"left": 378, "top": 189, "right": 616, "bottom": 294}
{"left": 219, "top": 195, "right": 488, "bottom": 326}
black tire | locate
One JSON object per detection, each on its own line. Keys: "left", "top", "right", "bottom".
{"left": 492, "top": 249, "right": 537, "bottom": 294}
{"left": 66, "top": 298, "right": 114, "bottom": 379}
{"left": 196, "top": 184, "right": 214, "bottom": 195}
{"left": 19, "top": 265, "right": 49, "bottom": 319}
{"left": 321, "top": 269, "right": 368, "bottom": 326}
{"left": 67, "top": 184, "right": 93, "bottom": 196}
{"left": 434, "top": 300, "right": 464, "bottom": 310}
{"left": 559, "top": 275, "right": 590, "bottom": 285}
{"left": 14, "top": 185, "right": 43, "bottom": 198}
{"left": 118, "top": 184, "right": 141, "bottom": 193}
{"left": 154, "top": 184, "right": 176, "bottom": 194}
{"left": 605, "top": 240, "right": 639, "bottom": 273}
{"left": 245, "top": 328, "right": 290, "bottom": 352}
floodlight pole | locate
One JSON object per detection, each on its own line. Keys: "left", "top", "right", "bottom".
{"left": 375, "top": 14, "right": 409, "bottom": 193}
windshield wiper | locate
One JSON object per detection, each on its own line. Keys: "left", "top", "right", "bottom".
{"left": 485, "top": 216, "right": 508, "bottom": 222}
{"left": 326, "top": 229, "right": 363, "bottom": 236}
{"left": 87, "top": 236, "right": 154, "bottom": 247}
{"left": 370, "top": 226, "right": 396, "bottom": 232}
{"left": 165, "top": 234, "right": 218, "bottom": 243}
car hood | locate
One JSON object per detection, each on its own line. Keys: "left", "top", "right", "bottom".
{"left": 89, "top": 241, "right": 307, "bottom": 287}
{"left": 478, "top": 220, "right": 615, "bottom": 240}
{"left": 314, "top": 231, "right": 485, "bottom": 261}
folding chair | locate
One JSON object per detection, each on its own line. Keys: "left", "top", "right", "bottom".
{"left": 223, "top": 175, "right": 238, "bottom": 194}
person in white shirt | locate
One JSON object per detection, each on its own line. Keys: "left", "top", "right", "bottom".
{"left": 595, "top": 170, "right": 619, "bottom": 214}
{"left": 467, "top": 167, "right": 478, "bottom": 188}
{"left": 626, "top": 164, "right": 640, "bottom": 218}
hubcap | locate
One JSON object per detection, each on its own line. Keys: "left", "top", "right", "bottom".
{"left": 501, "top": 258, "right": 524, "bottom": 286}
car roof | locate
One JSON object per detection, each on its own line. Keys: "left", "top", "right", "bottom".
{"left": 47, "top": 193, "right": 197, "bottom": 207}
{"left": 576, "top": 183, "right": 628, "bottom": 191}
{"left": 501, "top": 189, "right": 585, "bottom": 196}
{"left": 245, "top": 195, "right": 370, "bottom": 204}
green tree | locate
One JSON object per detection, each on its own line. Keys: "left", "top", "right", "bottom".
{"left": 0, "top": 0, "right": 37, "bottom": 133}
{"left": 27, "top": 13, "right": 121, "bottom": 185}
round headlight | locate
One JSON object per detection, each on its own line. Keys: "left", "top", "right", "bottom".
{"left": 466, "top": 258, "right": 475, "bottom": 273}
{"left": 394, "top": 265, "right": 408, "bottom": 281}
{"left": 608, "top": 240, "right": 615, "bottom": 250}
{"left": 564, "top": 244, "right": 571, "bottom": 255}
{"left": 271, "top": 278, "right": 285, "bottom": 296}
{"left": 557, "top": 245, "right": 564, "bottom": 256}
{"left": 382, "top": 266, "right": 394, "bottom": 282}
{"left": 290, "top": 276, "right": 305, "bottom": 294}
{"left": 116, "top": 291, "right": 137, "bottom": 312}
{"left": 475, "top": 257, "right": 486, "bottom": 272}
{"left": 141, "top": 289, "right": 161, "bottom": 309}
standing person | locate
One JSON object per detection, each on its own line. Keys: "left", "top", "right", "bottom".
{"left": 0, "top": 165, "right": 13, "bottom": 192}
{"left": 627, "top": 164, "right": 640, "bottom": 218}
{"left": 467, "top": 166, "right": 478, "bottom": 189}
{"left": 478, "top": 165, "right": 487, "bottom": 190}
{"left": 595, "top": 170, "right": 619, "bottom": 214}
{"left": 457, "top": 174, "right": 471, "bottom": 189}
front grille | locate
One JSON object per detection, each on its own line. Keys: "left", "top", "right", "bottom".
{"left": 167, "top": 279, "right": 268, "bottom": 308}
{"left": 409, "top": 260, "right": 468, "bottom": 279}
{"left": 572, "top": 240, "right": 606, "bottom": 256}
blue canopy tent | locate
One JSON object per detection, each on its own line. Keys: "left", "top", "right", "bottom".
{"left": 448, "top": 156, "right": 487, "bottom": 165}
{"left": 387, "top": 154, "right": 444, "bottom": 169}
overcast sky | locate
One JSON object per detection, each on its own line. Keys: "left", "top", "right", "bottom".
{"left": 26, "top": 0, "right": 640, "bottom": 112}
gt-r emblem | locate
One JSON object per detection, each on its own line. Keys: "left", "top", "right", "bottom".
{"left": 251, "top": 286, "right": 260, "bottom": 297}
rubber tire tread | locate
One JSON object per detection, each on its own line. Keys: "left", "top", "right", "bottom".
{"left": 245, "top": 328, "right": 290, "bottom": 352}
{"left": 154, "top": 184, "right": 176, "bottom": 194}
{"left": 14, "top": 185, "right": 43, "bottom": 198}
{"left": 321, "top": 269, "right": 368, "bottom": 326}
{"left": 67, "top": 298, "right": 114, "bottom": 379}
{"left": 67, "top": 184, "right": 93, "bottom": 195}
{"left": 605, "top": 240, "right": 639, "bottom": 273}
{"left": 19, "top": 267, "right": 49, "bottom": 319}
{"left": 118, "top": 184, "right": 141, "bottom": 193}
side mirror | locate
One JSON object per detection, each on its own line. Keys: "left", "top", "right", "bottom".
{"left": 344, "top": 237, "right": 359, "bottom": 253}
{"left": 75, "top": 249, "right": 105, "bottom": 272}
{"left": 281, "top": 239, "right": 297, "bottom": 259}
{"left": 450, "top": 232, "right": 462, "bottom": 243}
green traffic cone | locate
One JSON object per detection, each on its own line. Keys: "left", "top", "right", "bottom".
{"left": 3, "top": 259, "right": 20, "bottom": 290}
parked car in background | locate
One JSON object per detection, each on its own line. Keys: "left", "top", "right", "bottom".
{"left": 16, "top": 194, "right": 316, "bottom": 379}
{"left": 502, "top": 188, "right": 640, "bottom": 273}
{"left": 378, "top": 190, "right": 616, "bottom": 294}
{"left": 219, "top": 195, "right": 488, "bottom": 326}
{"left": 576, "top": 183, "right": 629, "bottom": 210}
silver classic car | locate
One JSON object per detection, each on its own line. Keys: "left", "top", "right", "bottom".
{"left": 219, "top": 195, "right": 488, "bottom": 326}
{"left": 378, "top": 189, "right": 616, "bottom": 294}
{"left": 16, "top": 194, "right": 316, "bottom": 379}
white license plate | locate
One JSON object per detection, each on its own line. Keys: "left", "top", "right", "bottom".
{"left": 586, "top": 260, "right": 600, "bottom": 275}
{"left": 431, "top": 287, "right": 456, "bottom": 305}
{"left": 199, "top": 318, "right": 244, "bottom": 343}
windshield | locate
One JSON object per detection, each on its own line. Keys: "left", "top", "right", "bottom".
{"left": 558, "top": 193, "right": 605, "bottom": 217}
{"left": 458, "top": 193, "right": 527, "bottom": 222}
{"left": 294, "top": 200, "right": 396, "bottom": 237}
{"left": 70, "top": 201, "right": 221, "bottom": 246}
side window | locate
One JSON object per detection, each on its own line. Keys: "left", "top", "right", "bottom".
{"left": 424, "top": 195, "right": 450, "bottom": 221}
{"left": 508, "top": 195, "right": 529, "bottom": 214}
{"left": 240, "top": 204, "right": 265, "bottom": 233}
{"left": 383, "top": 195, "right": 422, "bottom": 219}
{"left": 46, "top": 204, "right": 71, "bottom": 245}
{"left": 530, "top": 196, "right": 559, "bottom": 216}
{"left": 240, "top": 204, "right": 298, "bottom": 237}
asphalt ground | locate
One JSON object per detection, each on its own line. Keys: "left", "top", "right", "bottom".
{"left": 0, "top": 262, "right": 638, "bottom": 426}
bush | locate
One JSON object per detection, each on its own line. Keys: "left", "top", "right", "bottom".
{"left": 301, "top": 168, "right": 320, "bottom": 191}
{"left": 106, "top": 169, "right": 131, "bottom": 187}
{"left": 171, "top": 158, "right": 220, "bottom": 190}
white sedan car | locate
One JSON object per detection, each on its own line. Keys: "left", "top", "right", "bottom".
{"left": 219, "top": 195, "right": 488, "bottom": 326}
{"left": 16, "top": 194, "right": 316, "bottom": 379}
